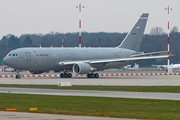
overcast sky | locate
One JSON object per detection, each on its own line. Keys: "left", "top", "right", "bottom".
{"left": 0, "top": 0, "right": 179, "bottom": 39}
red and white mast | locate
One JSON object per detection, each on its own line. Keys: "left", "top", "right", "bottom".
{"left": 61, "top": 36, "right": 65, "bottom": 47}
{"left": 76, "top": 3, "right": 85, "bottom": 48}
{"left": 40, "top": 40, "right": 42, "bottom": 48}
{"left": 165, "top": 6, "right": 172, "bottom": 73}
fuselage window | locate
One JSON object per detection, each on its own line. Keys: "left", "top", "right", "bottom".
{"left": 12, "top": 54, "right": 18, "bottom": 56}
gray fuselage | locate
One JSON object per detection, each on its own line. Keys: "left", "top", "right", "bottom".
{"left": 4, "top": 47, "right": 137, "bottom": 72}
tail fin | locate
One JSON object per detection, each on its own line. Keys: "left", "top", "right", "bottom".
{"left": 117, "top": 13, "right": 149, "bottom": 51}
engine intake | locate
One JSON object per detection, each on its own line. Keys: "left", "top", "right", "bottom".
{"left": 73, "top": 63, "right": 96, "bottom": 74}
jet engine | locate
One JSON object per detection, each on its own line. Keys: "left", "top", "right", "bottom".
{"left": 29, "top": 70, "right": 45, "bottom": 74}
{"left": 72, "top": 63, "right": 96, "bottom": 74}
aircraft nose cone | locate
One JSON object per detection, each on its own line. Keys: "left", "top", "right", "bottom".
{"left": 3, "top": 56, "right": 8, "bottom": 65}
{"left": 3, "top": 56, "right": 12, "bottom": 67}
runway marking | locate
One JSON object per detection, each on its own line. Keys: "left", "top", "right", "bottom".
{"left": 30, "top": 108, "right": 37, "bottom": 111}
{"left": 5, "top": 108, "right": 17, "bottom": 111}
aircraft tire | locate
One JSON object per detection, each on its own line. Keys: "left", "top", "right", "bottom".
{"left": 95, "top": 73, "right": 99, "bottom": 78}
{"left": 60, "top": 73, "right": 64, "bottom": 78}
{"left": 15, "top": 75, "right": 21, "bottom": 79}
{"left": 91, "top": 74, "right": 95, "bottom": 78}
{"left": 87, "top": 74, "right": 91, "bottom": 78}
{"left": 64, "top": 73, "right": 68, "bottom": 78}
{"left": 87, "top": 73, "right": 99, "bottom": 78}
{"left": 68, "top": 73, "right": 72, "bottom": 78}
{"left": 60, "top": 73, "right": 72, "bottom": 78}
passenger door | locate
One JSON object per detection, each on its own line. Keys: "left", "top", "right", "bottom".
{"left": 26, "top": 52, "right": 31, "bottom": 61}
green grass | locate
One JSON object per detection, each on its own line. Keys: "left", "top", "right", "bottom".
{"left": 1, "top": 84, "right": 180, "bottom": 93}
{"left": 0, "top": 93, "right": 180, "bottom": 120}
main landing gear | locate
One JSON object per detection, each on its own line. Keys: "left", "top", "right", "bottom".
{"left": 15, "top": 70, "right": 21, "bottom": 79}
{"left": 87, "top": 73, "right": 99, "bottom": 78}
{"left": 60, "top": 69, "right": 72, "bottom": 78}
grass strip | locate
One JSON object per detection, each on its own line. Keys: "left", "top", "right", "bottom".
{"left": 0, "top": 93, "right": 180, "bottom": 120}
{"left": 1, "top": 84, "right": 180, "bottom": 93}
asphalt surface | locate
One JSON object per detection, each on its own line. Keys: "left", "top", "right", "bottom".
{"left": 0, "top": 111, "right": 134, "bottom": 120}
{"left": 1, "top": 87, "right": 180, "bottom": 101}
{"left": 1, "top": 70, "right": 180, "bottom": 120}
{"left": 1, "top": 75, "right": 180, "bottom": 86}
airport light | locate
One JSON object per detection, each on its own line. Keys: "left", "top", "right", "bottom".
{"left": 165, "top": 6, "right": 173, "bottom": 73}
{"left": 76, "top": 3, "right": 85, "bottom": 48}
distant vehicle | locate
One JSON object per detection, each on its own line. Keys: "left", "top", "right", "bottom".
{"left": 2, "top": 66, "right": 14, "bottom": 72}
{"left": 119, "top": 63, "right": 139, "bottom": 71}
{"left": 152, "top": 64, "right": 180, "bottom": 71}
{"left": 124, "top": 63, "right": 139, "bottom": 71}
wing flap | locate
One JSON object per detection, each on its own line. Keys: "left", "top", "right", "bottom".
{"left": 131, "top": 51, "right": 168, "bottom": 57}
{"left": 90, "top": 55, "right": 168, "bottom": 64}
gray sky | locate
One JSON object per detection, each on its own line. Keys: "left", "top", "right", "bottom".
{"left": 0, "top": 0, "right": 179, "bottom": 38}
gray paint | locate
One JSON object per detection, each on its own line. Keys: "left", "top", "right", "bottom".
{"left": 4, "top": 47, "right": 135, "bottom": 71}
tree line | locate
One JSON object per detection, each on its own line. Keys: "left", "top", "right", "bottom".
{"left": 0, "top": 26, "right": 179, "bottom": 66}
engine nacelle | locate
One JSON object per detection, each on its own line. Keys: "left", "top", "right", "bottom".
{"left": 73, "top": 63, "right": 96, "bottom": 74}
{"left": 29, "top": 70, "right": 45, "bottom": 74}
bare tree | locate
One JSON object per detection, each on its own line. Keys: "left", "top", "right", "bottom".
{"left": 150, "top": 27, "right": 165, "bottom": 36}
{"left": 170, "top": 26, "right": 178, "bottom": 33}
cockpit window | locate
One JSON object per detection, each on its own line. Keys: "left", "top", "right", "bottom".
{"left": 8, "top": 53, "right": 17, "bottom": 57}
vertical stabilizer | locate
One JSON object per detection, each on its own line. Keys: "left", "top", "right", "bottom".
{"left": 118, "top": 13, "right": 149, "bottom": 51}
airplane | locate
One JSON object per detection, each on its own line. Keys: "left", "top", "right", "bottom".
{"left": 120, "top": 63, "right": 139, "bottom": 71}
{"left": 3, "top": 13, "right": 168, "bottom": 79}
{"left": 152, "top": 64, "right": 180, "bottom": 71}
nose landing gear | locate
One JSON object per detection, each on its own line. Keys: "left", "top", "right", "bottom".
{"left": 15, "top": 74, "right": 21, "bottom": 79}
{"left": 15, "top": 70, "right": 21, "bottom": 79}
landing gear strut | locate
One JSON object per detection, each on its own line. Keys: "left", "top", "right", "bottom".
{"left": 15, "top": 70, "right": 21, "bottom": 79}
{"left": 60, "top": 69, "right": 72, "bottom": 78}
{"left": 87, "top": 73, "right": 99, "bottom": 78}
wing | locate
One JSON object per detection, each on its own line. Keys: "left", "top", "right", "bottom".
{"left": 59, "top": 55, "right": 168, "bottom": 66}
{"left": 131, "top": 51, "right": 168, "bottom": 57}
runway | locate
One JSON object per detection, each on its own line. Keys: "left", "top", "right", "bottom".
{"left": 0, "top": 75, "right": 180, "bottom": 86}
{"left": 1, "top": 71, "right": 180, "bottom": 120}
{"left": 1, "top": 87, "right": 180, "bottom": 101}
{"left": 0, "top": 111, "right": 131, "bottom": 120}
{"left": 1, "top": 74, "right": 180, "bottom": 100}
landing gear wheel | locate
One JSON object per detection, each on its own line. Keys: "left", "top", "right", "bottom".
{"left": 95, "top": 73, "right": 99, "bottom": 78}
{"left": 60, "top": 73, "right": 64, "bottom": 78}
{"left": 60, "top": 73, "right": 72, "bottom": 78}
{"left": 15, "top": 69, "right": 21, "bottom": 79}
{"left": 68, "top": 73, "right": 72, "bottom": 78}
{"left": 15, "top": 74, "right": 21, "bottom": 79}
{"left": 87, "top": 73, "right": 99, "bottom": 78}
{"left": 87, "top": 74, "right": 91, "bottom": 78}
